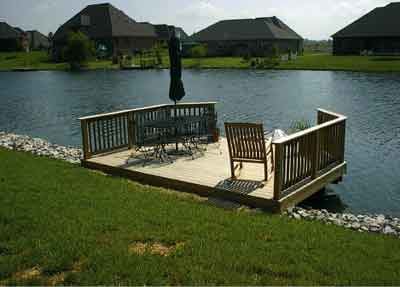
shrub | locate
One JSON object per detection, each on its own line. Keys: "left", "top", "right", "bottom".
{"left": 189, "top": 44, "right": 207, "bottom": 58}
{"left": 64, "top": 31, "right": 95, "bottom": 69}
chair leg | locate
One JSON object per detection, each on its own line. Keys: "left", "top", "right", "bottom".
{"left": 230, "top": 160, "right": 236, "bottom": 179}
{"left": 264, "top": 161, "right": 268, "bottom": 181}
{"left": 271, "top": 146, "right": 274, "bottom": 171}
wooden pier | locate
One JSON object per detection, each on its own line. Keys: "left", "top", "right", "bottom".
{"left": 80, "top": 103, "right": 347, "bottom": 212}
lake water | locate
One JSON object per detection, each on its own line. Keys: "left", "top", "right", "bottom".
{"left": 1, "top": 69, "right": 399, "bottom": 216}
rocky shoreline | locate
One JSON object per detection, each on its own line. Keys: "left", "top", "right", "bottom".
{"left": 1, "top": 131, "right": 399, "bottom": 238}
{"left": 0, "top": 132, "right": 82, "bottom": 164}
{"left": 285, "top": 207, "right": 400, "bottom": 237}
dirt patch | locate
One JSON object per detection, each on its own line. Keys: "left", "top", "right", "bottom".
{"left": 13, "top": 266, "right": 41, "bottom": 281}
{"left": 1, "top": 259, "right": 85, "bottom": 286}
{"left": 47, "top": 272, "right": 66, "bottom": 286}
{"left": 71, "top": 260, "right": 84, "bottom": 273}
{"left": 0, "top": 266, "right": 42, "bottom": 284}
{"left": 128, "top": 241, "right": 185, "bottom": 257}
{"left": 45, "top": 260, "right": 84, "bottom": 286}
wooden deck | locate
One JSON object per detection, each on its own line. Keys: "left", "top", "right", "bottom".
{"left": 80, "top": 105, "right": 347, "bottom": 213}
{"left": 83, "top": 137, "right": 345, "bottom": 212}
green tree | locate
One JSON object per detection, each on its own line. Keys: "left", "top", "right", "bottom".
{"left": 65, "top": 31, "right": 94, "bottom": 70}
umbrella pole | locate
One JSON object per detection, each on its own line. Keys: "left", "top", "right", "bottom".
{"left": 175, "top": 101, "right": 178, "bottom": 151}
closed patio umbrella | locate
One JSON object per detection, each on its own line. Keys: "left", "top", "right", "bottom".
{"left": 168, "top": 30, "right": 185, "bottom": 150}
{"left": 168, "top": 30, "right": 185, "bottom": 104}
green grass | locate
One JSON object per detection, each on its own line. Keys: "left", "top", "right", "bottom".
{"left": 1, "top": 148, "right": 400, "bottom": 285}
{"left": 2, "top": 51, "right": 400, "bottom": 73}
{"left": 0, "top": 51, "right": 68, "bottom": 71}
{"left": 278, "top": 53, "right": 400, "bottom": 72}
{"left": 0, "top": 51, "right": 117, "bottom": 71}
{"left": 183, "top": 57, "right": 249, "bottom": 69}
{"left": 181, "top": 54, "right": 400, "bottom": 72}
{"left": 152, "top": 54, "right": 400, "bottom": 72}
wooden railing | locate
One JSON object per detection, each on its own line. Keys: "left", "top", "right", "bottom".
{"left": 79, "top": 102, "right": 218, "bottom": 160}
{"left": 273, "top": 109, "right": 346, "bottom": 200}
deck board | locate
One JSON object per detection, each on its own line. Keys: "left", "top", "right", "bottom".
{"left": 87, "top": 138, "right": 275, "bottom": 200}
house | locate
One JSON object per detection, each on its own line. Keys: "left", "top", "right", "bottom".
{"left": 0, "top": 22, "right": 49, "bottom": 52}
{"left": 154, "top": 24, "right": 189, "bottom": 44}
{"left": 0, "top": 22, "right": 23, "bottom": 51}
{"left": 27, "top": 30, "right": 50, "bottom": 50}
{"left": 189, "top": 17, "right": 303, "bottom": 57}
{"left": 52, "top": 3, "right": 157, "bottom": 60}
{"left": 175, "top": 27, "right": 189, "bottom": 41}
{"left": 154, "top": 24, "right": 173, "bottom": 44}
{"left": 332, "top": 2, "right": 400, "bottom": 55}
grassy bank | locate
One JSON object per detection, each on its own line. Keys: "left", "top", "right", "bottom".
{"left": 2, "top": 51, "right": 400, "bottom": 73}
{"left": 0, "top": 52, "right": 118, "bottom": 71}
{"left": 1, "top": 148, "right": 400, "bottom": 285}
{"left": 181, "top": 54, "right": 400, "bottom": 72}
{"left": 278, "top": 53, "right": 400, "bottom": 72}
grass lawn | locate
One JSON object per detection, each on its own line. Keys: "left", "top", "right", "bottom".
{"left": 183, "top": 57, "right": 249, "bottom": 69}
{"left": 0, "top": 51, "right": 68, "bottom": 71}
{"left": 0, "top": 52, "right": 118, "bottom": 71}
{"left": 278, "top": 53, "right": 400, "bottom": 72}
{"left": 1, "top": 148, "right": 400, "bottom": 285}
{"left": 180, "top": 54, "right": 400, "bottom": 72}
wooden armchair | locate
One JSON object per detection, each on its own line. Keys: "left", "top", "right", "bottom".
{"left": 224, "top": 123, "right": 274, "bottom": 181}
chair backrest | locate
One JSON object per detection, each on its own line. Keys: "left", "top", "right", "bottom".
{"left": 224, "top": 123, "right": 267, "bottom": 162}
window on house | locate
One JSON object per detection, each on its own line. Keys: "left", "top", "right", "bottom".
{"left": 81, "top": 15, "right": 90, "bottom": 26}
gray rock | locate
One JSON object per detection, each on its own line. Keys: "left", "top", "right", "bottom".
{"left": 0, "top": 132, "right": 82, "bottom": 164}
{"left": 293, "top": 213, "right": 301, "bottom": 220}
{"left": 383, "top": 226, "right": 397, "bottom": 235}
{"left": 370, "top": 226, "right": 381, "bottom": 233}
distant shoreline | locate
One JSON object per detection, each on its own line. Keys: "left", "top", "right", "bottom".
{"left": 2, "top": 66, "right": 400, "bottom": 74}
{"left": 2, "top": 51, "right": 400, "bottom": 74}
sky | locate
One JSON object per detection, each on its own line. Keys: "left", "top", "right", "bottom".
{"left": 0, "top": 0, "right": 394, "bottom": 40}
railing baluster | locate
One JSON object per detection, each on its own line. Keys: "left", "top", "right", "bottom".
{"left": 80, "top": 119, "right": 90, "bottom": 160}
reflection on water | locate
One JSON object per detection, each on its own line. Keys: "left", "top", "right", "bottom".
{"left": 0, "top": 69, "right": 400, "bottom": 216}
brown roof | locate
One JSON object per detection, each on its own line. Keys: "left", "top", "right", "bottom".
{"left": 0, "top": 22, "right": 21, "bottom": 39}
{"left": 154, "top": 24, "right": 174, "bottom": 41}
{"left": 332, "top": 2, "right": 400, "bottom": 38}
{"left": 54, "top": 3, "right": 157, "bottom": 41}
{"left": 175, "top": 27, "right": 189, "bottom": 40}
{"left": 153, "top": 25, "right": 189, "bottom": 41}
{"left": 191, "top": 17, "right": 302, "bottom": 42}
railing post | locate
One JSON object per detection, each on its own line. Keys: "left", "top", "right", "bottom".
{"left": 127, "top": 111, "right": 134, "bottom": 149}
{"left": 317, "top": 110, "right": 323, "bottom": 125}
{"left": 339, "top": 119, "right": 346, "bottom": 163}
{"left": 209, "top": 104, "right": 219, "bottom": 142}
{"left": 311, "top": 130, "right": 319, "bottom": 179}
{"left": 80, "top": 119, "right": 90, "bottom": 160}
{"left": 273, "top": 143, "right": 283, "bottom": 200}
